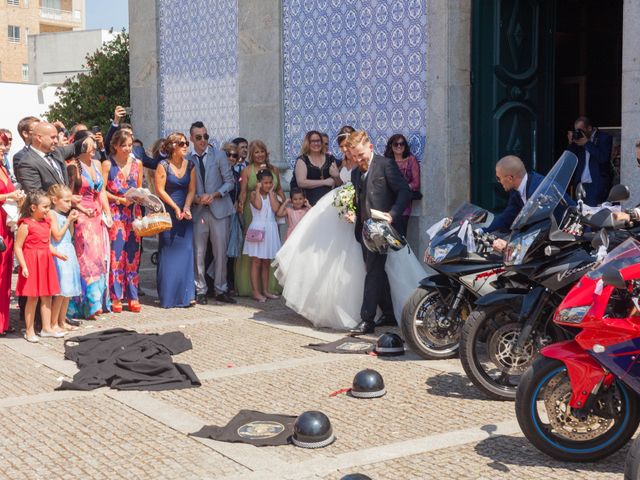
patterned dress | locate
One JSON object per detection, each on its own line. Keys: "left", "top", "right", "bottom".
{"left": 68, "top": 167, "right": 110, "bottom": 319}
{"left": 0, "top": 167, "right": 13, "bottom": 333}
{"left": 106, "top": 159, "right": 141, "bottom": 302}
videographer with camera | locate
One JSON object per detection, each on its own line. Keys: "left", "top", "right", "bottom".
{"left": 567, "top": 116, "right": 613, "bottom": 206}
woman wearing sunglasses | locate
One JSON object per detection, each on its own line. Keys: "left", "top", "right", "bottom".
{"left": 154, "top": 132, "right": 196, "bottom": 308}
{"left": 384, "top": 134, "right": 421, "bottom": 236}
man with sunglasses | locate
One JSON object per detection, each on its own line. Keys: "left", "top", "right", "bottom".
{"left": 188, "top": 121, "right": 236, "bottom": 305}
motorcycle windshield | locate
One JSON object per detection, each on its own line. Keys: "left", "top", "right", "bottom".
{"left": 510, "top": 151, "right": 578, "bottom": 231}
{"left": 432, "top": 203, "right": 488, "bottom": 240}
{"left": 586, "top": 237, "right": 640, "bottom": 280}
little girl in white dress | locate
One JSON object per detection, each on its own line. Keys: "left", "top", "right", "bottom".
{"left": 243, "top": 169, "right": 282, "bottom": 302}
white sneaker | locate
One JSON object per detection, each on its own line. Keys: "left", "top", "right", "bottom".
{"left": 39, "top": 330, "right": 66, "bottom": 338}
{"left": 23, "top": 334, "right": 39, "bottom": 343}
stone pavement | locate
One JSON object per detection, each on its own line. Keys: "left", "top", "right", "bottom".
{"left": 0, "top": 244, "right": 630, "bottom": 479}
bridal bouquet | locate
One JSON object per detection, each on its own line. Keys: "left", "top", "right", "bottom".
{"left": 333, "top": 184, "right": 356, "bottom": 222}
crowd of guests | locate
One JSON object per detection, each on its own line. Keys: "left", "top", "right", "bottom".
{"left": 0, "top": 106, "right": 422, "bottom": 340}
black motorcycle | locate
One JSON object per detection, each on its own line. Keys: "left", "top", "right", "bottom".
{"left": 459, "top": 151, "right": 632, "bottom": 400}
{"left": 400, "top": 203, "right": 506, "bottom": 359}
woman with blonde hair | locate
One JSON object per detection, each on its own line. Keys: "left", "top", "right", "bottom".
{"left": 154, "top": 132, "right": 196, "bottom": 308}
{"left": 235, "top": 140, "right": 284, "bottom": 297}
{"left": 293, "top": 130, "right": 342, "bottom": 206}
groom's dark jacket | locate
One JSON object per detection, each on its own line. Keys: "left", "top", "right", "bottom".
{"left": 351, "top": 154, "right": 411, "bottom": 242}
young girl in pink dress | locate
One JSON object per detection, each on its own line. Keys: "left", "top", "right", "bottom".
{"left": 277, "top": 188, "right": 310, "bottom": 240}
{"left": 14, "top": 191, "right": 67, "bottom": 342}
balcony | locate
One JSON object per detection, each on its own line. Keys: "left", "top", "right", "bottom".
{"left": 39, "top": 7, "right": 81, "bottom": 25}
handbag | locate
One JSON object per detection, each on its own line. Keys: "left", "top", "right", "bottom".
{"left": 411, "top": 189, "right": 423, "bottom": 201}
{"left": 245, "top": 228, "right": 265, "bottom": 243}
{"left": 0, "top": 236, "right": 5, "bottom": 253}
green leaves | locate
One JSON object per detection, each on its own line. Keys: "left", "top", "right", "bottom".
{"left": 45, "top": 31, "right": 130, "bottom": 133}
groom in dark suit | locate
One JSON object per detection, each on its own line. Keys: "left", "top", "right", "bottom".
{"left": 348, "top": 131, "right": 411, "bottom": 334}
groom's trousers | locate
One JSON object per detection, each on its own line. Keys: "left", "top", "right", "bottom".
{"left": 360, "top": 243, "right": 394, "bottom": 322}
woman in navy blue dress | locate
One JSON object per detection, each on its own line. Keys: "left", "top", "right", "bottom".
{"left": 154, "top": 133, "right": 196, "bottom": 308}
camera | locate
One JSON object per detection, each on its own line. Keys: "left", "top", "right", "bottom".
{"left": 124, "top": 107, "right": 132, "bottom": 116}
{"left": 91, "top": 125, "right": 100, "bottom": 134}
{"left": 572, "top": 129, "right": 586, "bottom": 141}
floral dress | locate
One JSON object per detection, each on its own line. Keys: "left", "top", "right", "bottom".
{"left": 106, "top": 159, "right": 142, "bottom": 302}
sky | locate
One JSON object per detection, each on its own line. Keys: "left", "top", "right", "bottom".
{"left": 85, "top": 0, "right": 129, "bottom": 32}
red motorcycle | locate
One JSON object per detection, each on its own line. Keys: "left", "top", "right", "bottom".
{"left": 515, "top": 237, "right": 640, "bottom": 461}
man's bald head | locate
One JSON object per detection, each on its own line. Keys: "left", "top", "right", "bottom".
{"left": 32, "top": 122, "right": 59, "bottom": 153}
{"left": 495, "top": 155, "right": 527, "bottom": 192}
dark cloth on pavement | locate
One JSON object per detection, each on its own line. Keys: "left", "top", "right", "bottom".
{"left": 57, "top": 328, "right": 201, "bottom": 391}
{"left": 304, "top": 337, "right": 376, "bottom": 354}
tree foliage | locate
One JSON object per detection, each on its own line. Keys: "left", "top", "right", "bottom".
{"left": 45, "top": 31, "right": 129, "bottom": 132}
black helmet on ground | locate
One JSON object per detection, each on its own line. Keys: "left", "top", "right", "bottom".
{"left": 362, "top": 218, "right": 406, "bottom": 254}
{"left": 292, "top": 411, "right": 335, "bottom": 448}
{"left": 340, "top": 474, "right": 372, "bottom": 480}
{"left": 350, "top": 368, "right": 386, "bottom": 398}
{"left": 375, "top": 332, "right": 404, "bottom": 356}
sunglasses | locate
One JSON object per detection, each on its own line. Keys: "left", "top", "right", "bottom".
{"left": 227, "top": 152, "right": 239, "bottom": 158}
{"left": 495, "top": 174, "right": 513, "bottom": 182}
{"left": 194, "top": 134, "right": 209, "bottom": 141}
{"left": 175, "top": 141, "right": 190, "bottom": 147}
{"left": 393, "top": 141, "right": 406, "bottom": 147}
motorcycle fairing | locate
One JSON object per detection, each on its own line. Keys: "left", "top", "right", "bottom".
{"left": 591, "top": 337, "right": 640, "bottom": 396}
{"left": 541, "top": 340, "right": 610, "bottom": 408}
{"left": 474, "top": 288, "right": 529, "bottom": 308}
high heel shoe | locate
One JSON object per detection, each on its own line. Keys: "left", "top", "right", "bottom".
{"left": 128, "top": 300, "right": 142, "bottom": 313}
{"left": 111, "top": 301, "right": 123, "bottom": 313}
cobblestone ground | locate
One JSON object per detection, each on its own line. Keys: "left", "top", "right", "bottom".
{"left": 0, "top": 240, "right": 631, "bottom": 479}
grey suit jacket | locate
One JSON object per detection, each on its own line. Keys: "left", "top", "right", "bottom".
{"left": 188, "top": 146, "right": 235, "bottom": 219}
{"left": 15, "top": 142, "right": 80, "bottom": 193}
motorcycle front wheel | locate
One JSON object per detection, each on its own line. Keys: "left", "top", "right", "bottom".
{"left": 516, "top": 356, "right": 640, "bottom": 462}
{"left": 400, "top": 287, "right": 469, "bottom": 360}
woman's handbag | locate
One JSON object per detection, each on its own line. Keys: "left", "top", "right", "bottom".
{"left": 245, "top": 228, "right": 265, "bottom": 243}
{"left": 0, "top": 236, "right": 6, "bottom": 253}
{"left": 411, "top": 189, "right": 423, "bottom": 201}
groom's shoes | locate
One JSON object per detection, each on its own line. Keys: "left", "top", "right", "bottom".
{"left": 349, "top": 320, "right": 375, "bottom": 335}
{"left": 375, "top": 314, "right": 397, "bottom": 327}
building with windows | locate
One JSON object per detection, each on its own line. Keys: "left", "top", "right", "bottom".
{"left": 0, "top": 0, "right": 86, "bottom": 83}
{"left": 130, "top": 0, "right": 640, "bottom": 252}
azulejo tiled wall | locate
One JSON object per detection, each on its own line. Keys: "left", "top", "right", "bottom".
{"left": 282, "top": 0, "right": 428, "bottom": 165}
{"left": 157, "top": 0, "right": 239, "bottom": 147}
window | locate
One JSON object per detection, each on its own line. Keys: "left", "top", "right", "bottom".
{"left": 41, "top": 0, "right": 60, "bottom": 8}
{"left": 7, "top": 0, "right": 19, "bottom": 6}
{"left": 21, "top": 64, "right": 28, "bottom": 82}
{"left": 8, "top": 25, "right": 20, "bottom": 43}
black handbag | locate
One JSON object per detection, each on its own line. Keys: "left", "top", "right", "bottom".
{"left": 0, "top": 236, "right": 6, "bottom": 253}
{"left": 411, "top": 190, "right": 423, "bottom": 201}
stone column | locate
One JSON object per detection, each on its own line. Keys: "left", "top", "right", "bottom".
{"left": 621, "top": 0, "right": 640, "bottom": 207}
{"left": 417, "top": 0, "right": 472, "bottom": 253}
{"left": 237, "top": 0, "right": 284, "bottom": 167}
{"left": 128, "top": 0, "right": 160, "bottom": 146}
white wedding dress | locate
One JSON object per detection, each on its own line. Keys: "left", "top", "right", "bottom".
{"left": 273, "top": 183, "right": 427, "bottom": 331}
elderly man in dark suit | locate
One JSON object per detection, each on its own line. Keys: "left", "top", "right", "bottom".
{"left": 14, "top": 122, "right": 85, "bottom": 192}
{"left": 348, "top": 130, "right": 411, "bottom": 335}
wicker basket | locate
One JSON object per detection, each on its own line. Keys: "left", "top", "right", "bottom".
{"left": 132, "top": 194, "right": 173, "bottom": 237}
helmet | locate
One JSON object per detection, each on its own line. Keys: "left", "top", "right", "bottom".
{"left": 375, "top": 332, "right": 405, "bottom": 356}
{"left": 362, "top": 219, "right": 406, "bottom": 254}
{"left": 292, "top": 411, "right": 335, "bottom": 448}
{"left": 350, "top": 369, "right": 386, "bottom": 398}
{"left": 340, "top": 475, "right": 372, "bottom": 480}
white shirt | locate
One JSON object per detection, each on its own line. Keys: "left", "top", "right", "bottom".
{"left": 580, "top": 130, "right": 597, "bottom": 184}
{"left": 191, "top": 148, "right": 208, "bottom": 167}
{"left": 517, "top": 173, "right": 528, "bottom": 204}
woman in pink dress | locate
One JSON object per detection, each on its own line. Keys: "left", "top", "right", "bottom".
{"left": 0, "top": 132, "right": 23, "bottom": 334}
{"left": 66, "top": 135, "right": 113, "bottom": 319}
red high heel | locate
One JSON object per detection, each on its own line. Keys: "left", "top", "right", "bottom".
{"left": 128, "top": 300, "right": 142, "bottom": 313}
{"left": 111, "top": 301, "right": 123, "bottom": 313}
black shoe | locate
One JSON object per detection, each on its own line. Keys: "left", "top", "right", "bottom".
{"left": 375, "top": 314, "right": 397, "bottom": 327}
{"left": 196, "top": 294, "right": 208, "bottom": 305}
{"left": 215, "top": 292, "right": 237, "bottom": 304}
{"left": 66, "top": 318, "right": 82, "bottom": 327}
{"left": 349, "top": 320, "right": 375, "bottom": 335}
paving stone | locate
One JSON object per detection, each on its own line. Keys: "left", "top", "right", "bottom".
{"left": 0, "top": 345, "right": 61, "bottom": 398}
{"left": 0, "top": 395, "right": 248, "bottom": 479}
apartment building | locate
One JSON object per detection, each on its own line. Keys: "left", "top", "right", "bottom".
{"left": 0, "top": 0, "right": 86, "bottom": 83}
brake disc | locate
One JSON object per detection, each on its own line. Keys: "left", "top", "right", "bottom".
{"left": 542, "top": 371, "right": 614, "bottom": 441}
{"left": 417, "top": 295, "right": 468, "bottom": 346}
{"left": 487, "top": 322, "right": 535, "bottom": 375}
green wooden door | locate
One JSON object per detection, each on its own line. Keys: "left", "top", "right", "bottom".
{"left": 471, "top": 0, "right": 556, "bottom": 211}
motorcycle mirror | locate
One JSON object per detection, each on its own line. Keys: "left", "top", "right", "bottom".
{"left": 606, "top": 184, "right": 630, "bottom": 203}
{"left": 544, "top": 245, "right": 560, "bottom": 256}
{"left": 576, "top": 183, "right": 587, "bottom": 201}
{"left": 602, "top": 267, "right": 626, "bottom": 289}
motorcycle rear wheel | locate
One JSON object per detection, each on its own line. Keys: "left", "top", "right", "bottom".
{"left": 400, "top": 287, "right": 468, "bottom": 360}
{"left": 516, "top": 356, "right": 640, "bottom": 462}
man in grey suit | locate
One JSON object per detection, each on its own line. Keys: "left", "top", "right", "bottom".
{"left": 188, "top": 121, "right": 236, "bottom": 305}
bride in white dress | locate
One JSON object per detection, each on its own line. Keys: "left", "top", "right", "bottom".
{"left": 273, "top": 129, "right": 427, "bottom": 331}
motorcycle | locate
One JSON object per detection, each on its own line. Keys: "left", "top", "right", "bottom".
{"left": 400, "top": 202, "right": 506, "bottom": 359}
{"left": 515, "top": 237, "right": 640, "bottom": 461}
{"left": 459, "top": 151, "right": 631, "bottom": 401}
